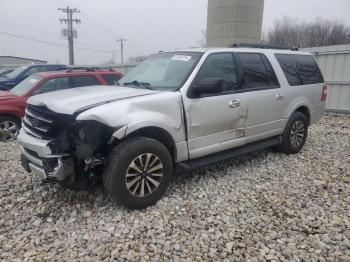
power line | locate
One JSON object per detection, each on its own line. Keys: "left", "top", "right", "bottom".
{"left": 0, "top": 17, "right": 59, "bottom": 39}
{"left": 0, "top": 31, "right": 113, "bottom": 53}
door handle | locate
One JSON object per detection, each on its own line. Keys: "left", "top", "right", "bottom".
{"left": 229, "top": 99, "right": 241, "bottom": 108}
{"left": 275, "top": 93, "right": 284, "bottom": 100}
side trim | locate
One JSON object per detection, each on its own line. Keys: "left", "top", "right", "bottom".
{"left": 177, "top": 136, "right": 282, "bottom": 173}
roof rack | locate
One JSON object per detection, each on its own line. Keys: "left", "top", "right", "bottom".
{"left": 65, "top": 66, "right": 116, "bottom": 73}
{"left": 231, "top": 43, "right": 299, "bottom": 51}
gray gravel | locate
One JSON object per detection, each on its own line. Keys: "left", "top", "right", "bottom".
{"left": 0, "top": 115, "right": 349, "bottom": 261}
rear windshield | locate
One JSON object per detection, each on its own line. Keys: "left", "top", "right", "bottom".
{"left": 10, "top": 75, "right": 43, "bottom": 96}
{"left": 275, "top": 54, "right": 324, "bottom": 86}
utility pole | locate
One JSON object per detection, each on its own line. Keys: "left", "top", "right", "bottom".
{"left": 117, "top": 37, "right": 127, "bottom": 64}
{"left": 58, "top": 6, "right": 81, "bottom": 65}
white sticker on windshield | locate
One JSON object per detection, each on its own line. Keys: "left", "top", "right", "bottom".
{"left": 171, "top": 55, "right": 192, "bottom": 62}
{"left": 29, "top": 78, "right": 38, "bottom": 84}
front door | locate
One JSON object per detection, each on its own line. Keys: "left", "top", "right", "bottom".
{"left": 182, "top": 53, "right": 247, "bottom": 159}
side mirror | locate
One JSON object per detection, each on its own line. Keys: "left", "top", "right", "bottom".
{"left": 192, "top": 78, "right": 224, "bottom": 97}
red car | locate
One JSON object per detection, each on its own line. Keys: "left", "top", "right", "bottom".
{"left": 0, "top": 68, "right": 123, "bottom": 141}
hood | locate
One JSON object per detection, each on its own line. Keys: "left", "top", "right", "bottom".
{"left": 0, "top": 78, "right": 13, "bottom": 84}
{"left": 27, "top": 85, "right": 160, "bottom": 115}
{"left": 0, "top": 91, "right": 18, "bottom": 101}
{"left": 0, "top": 78, "right": 16, "bottom": 90}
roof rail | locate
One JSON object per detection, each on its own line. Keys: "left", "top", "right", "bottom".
{"left": 231, "top": 43, "right": 299, "bottom": 51}
{"left": 65, "top": 67, "right": 116, "bottom": 73}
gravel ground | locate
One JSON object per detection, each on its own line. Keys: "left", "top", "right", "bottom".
{"left": 0, "top": 115, "right": 349, "bottom": 261}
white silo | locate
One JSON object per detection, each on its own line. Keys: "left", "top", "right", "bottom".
{"left": 207, "top": 0, "right": 265, "bottom": 47}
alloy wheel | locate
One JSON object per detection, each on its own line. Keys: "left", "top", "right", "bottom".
{"left": 125, "top": 153, "right": 164, "bottom": 198}
{"left": 0, "top": 121, "right": 19, "bottom": 141}
{"left": 290, "top": 120, "right": 305, "bottom": 147}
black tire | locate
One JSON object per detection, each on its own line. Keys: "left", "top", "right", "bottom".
{"left": 276, "top": 112, "right": 308, "bottom": 154}
{"left": 103, "top": 137, "right": 173, "bottom": 209}
{"left": 0, "top": 115, "right": 21, "bottom": 142}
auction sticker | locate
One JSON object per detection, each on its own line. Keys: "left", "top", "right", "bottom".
{"left": 29, "top": 78, "right": 39, "bottom": 84}
{"left": 171, "top": 55, "right": 192, "bottom": 62}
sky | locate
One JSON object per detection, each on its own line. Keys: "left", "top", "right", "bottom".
{"left": 0, "top": 0, "right": 349, "bottom": 65}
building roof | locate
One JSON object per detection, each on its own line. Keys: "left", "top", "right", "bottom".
{"left": 0, "top": 56, "right": 47, "bottom": 63}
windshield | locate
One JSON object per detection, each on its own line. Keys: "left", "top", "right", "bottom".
{"left": 119, "top": 52, "right": 203, "bottom": 91}
{"left": 4, "top": 66, "right": 28, "bottom": 79}
{"left": 10, "top": 75, "right": 43, "bottom": 96}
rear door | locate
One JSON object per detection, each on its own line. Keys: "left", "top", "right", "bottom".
{"left": 235, "top": 52, "right": 286, "bottom": 143}
{"left": 183, "top": 52, "right": 247, "bottom": 159}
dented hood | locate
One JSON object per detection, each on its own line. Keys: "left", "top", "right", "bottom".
{"left": 27, "top": 85, "right": 159, "bottom": 115}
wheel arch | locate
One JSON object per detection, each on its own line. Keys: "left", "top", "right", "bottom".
{"left": 295, "top": 106, "right": 311, "bottom": 126}
{"left": 286, "top": 102, "right": 311, "bottom": 127}
{"left": 114, "top": 126, "right": 177, "bottom": 161}
{"left": 0, "top": 113, "right": 21, "bottom": 123}
{"left": 0, "top": 106, "right": 23, "bottom": 120}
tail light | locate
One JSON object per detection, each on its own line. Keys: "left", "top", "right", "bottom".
{"left": 321, "top": 84, "right": 328, "bottom": 101}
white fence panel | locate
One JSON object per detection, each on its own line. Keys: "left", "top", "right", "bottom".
{"left": 302, "top": 44, "right": 350, "bottom": 114}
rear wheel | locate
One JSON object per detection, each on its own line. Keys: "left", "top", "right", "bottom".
{"left": 0, "top": 116, "right": 20, "bottom": 141}
{"left": 277, "top": 112, "right": 308, "bottom": 154}
{"left": 103, "top": 137, "right": 173, "bottom": 209}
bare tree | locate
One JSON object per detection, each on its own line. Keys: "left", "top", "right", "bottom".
{"left": 267, "top": 17, "right": 350, "bottom": 48}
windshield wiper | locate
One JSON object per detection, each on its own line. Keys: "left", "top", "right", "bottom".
{"left": 123, "top": 80, "right": 153, "bottom": 90}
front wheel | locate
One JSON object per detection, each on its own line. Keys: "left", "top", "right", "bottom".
{"left": 0, "top": 116, "right": 20, "bottom": 142}
{"left": 277, "top": 112, "right": 308, "bottom": 154}
{"left": 103, "top": 137, "right": 173, "bottom": 209}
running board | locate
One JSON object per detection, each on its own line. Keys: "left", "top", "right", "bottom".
{"left": 177, "top": 136, "right": 282, "bottom": 172}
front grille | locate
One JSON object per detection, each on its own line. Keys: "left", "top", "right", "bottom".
{"left": 22, "top": 105, "right": 72, "bottom": 140}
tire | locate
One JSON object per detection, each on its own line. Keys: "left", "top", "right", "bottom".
{"left": 276, "top": 112, "right": 308, "bottom": 154}
{"left": 103, "top": 137, "right": 173, "bottom": 209}
{"left": 0, "top": 115, "right": 20, "bottom": 142}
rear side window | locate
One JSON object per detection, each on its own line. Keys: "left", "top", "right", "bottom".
{"left": 35, "top": 77, "right": 69, "bottom": 94}
{"left": 102, "top": 74, "right": 122, "bottom": 85}
{"left": 71, "top": 76, "right": 99, "bottom": 88}
{"left": 275, "top": 54, "right": 324, "bottom": 86}
{"left": 238, "top": 53, "right": 279, "bottom": 89}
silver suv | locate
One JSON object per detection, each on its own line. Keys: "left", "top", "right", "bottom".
{"left": 18, "top": 46, "right": 327, "bottom": 209}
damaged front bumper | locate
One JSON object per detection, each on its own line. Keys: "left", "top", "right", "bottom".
{"left": 17, "top": 129, "right": 74, "bottom": 181}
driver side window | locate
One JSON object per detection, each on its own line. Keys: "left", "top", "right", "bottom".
{"left": 35, "top": 77, "right": 69, "bottom": 95}
{"left": 194, "top": 53, "right": 238, "bottom": 95}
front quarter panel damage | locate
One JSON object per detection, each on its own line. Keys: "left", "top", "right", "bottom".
{"left": 76, "top": 91, "right": 186, "bottom": 144}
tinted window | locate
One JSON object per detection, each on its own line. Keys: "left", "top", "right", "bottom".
{"left": 35, "top": 77, "right": 69, "bottom": 94}
{"left": 275, "top": 54, "right": 324, "bottom": 86}
{"left": 71, "top": 76, "right": 99, "bottom": 88}
{"left": 102, "top": 75, "right": 122, "bottom": 85}
{"left": 194, "top": 53, "right": 238, "bottom": 94}
{"left": 238, "top": 53, "right": 273, "bottom": 89}
{"left": 261, "top": 55, "right": 279, "bottom": 86}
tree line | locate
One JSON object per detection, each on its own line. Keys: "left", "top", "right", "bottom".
{"left": 267, "top": 17, "right": 350, "bottom": 48}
